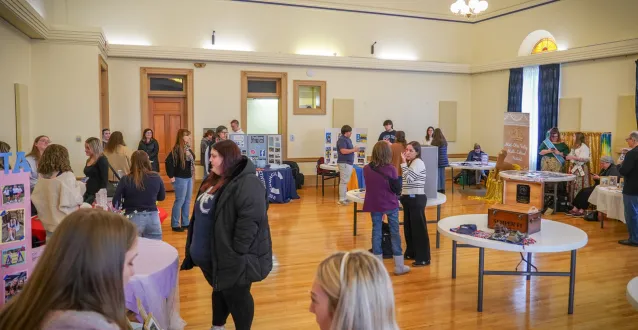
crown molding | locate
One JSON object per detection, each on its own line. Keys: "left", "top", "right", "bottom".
{"left": 107, "top": 45, "right": 471, "bottom": 74}
{"left": 471, "top": 38, "right": 638, "bottom": 74}
{"left": 46, "top": 24, "right": 109, "bottom": 58}
{"left": 0, "top": 0, "right": 48, "bottom": 38}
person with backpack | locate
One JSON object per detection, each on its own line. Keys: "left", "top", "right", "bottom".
{"left": 362, "top": 141, "right": 410, "bottom": 275}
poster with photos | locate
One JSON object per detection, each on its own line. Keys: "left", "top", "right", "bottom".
{"left": 229, "top": 134, "right": 247, "bottom": 156}
{"left": 0, "top": 166, "right": 34, "bottom": 309}
{"left": 3, "top": 270, "right": 26, "bottom": 303}
{"left": 353, "top": 128, "right": 368, "bottom": 166}
{"left": 267, "top": 135, "right": 282, "bottom": 165}
{"left": 247, "top": 135, "right": 268, "bottom": 167}
{"left": 323, "top": 128, "right": 342, "bottom": 165}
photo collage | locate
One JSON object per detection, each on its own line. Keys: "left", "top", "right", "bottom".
{"left": 323, "top": 128, "right": 368, "bottom": 166}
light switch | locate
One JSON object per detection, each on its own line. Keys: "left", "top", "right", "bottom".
{"left": 290, "top": 134, "right": 295, "bottom": 142}
{"left": 76, "top": 136, "right": 82, "bottom": 142}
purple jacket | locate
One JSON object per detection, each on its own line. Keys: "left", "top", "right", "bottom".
{"left": 362, "top": 164, "right": 400, "bottom": 212}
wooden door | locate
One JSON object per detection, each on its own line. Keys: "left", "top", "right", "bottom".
{"left": 149, "top": 97, "right": 185, "bottom": 190}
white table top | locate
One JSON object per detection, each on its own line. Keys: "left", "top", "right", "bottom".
{"left": 346, "top": 189, "right": 447, "bottom": 207}
{"left": 320, "top": 164, "right": 338, "bottom": 171}
{"left": 449, "top": 161, "right": 496, "bottom": 171}
{"left": 500, "top": 170, "right": 577, "bottom": 183}
{"left": 437, "top": 214, "right": 588, "bottom": 253}
{"left": 627, "top": 277, "right": 638, "bottom": 310}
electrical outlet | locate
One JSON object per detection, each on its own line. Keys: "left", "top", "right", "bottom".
{"left": 290, "top": 134, "right": 295, "bottom": 142}
{"left": 76, "top": 136, "right": 82, "bottom": 142}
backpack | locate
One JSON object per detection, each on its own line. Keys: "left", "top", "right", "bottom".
{"left": 283, "top": 161, "right": 304, "bottom": 189}
{"left": 381, "top": 222, "right": 393, "bottom": 258}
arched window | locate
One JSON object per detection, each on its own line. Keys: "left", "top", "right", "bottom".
{"left": 531, "top": 38, "right": 558, "bottom": 54}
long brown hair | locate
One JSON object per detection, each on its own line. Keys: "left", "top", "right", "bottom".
{"left": 38, "top": 144, "right": 72, "bottom": 175}
{"left": 395, "top": 131, "right": 407, "bottom": 148}
{"left": 200, "top": 140, "right": 242, "bottom": 193}
{"left": 572, "top": 132, "right": 585, "bottom": 149}
{"left": 141, "top": 128, "right": 155, "bottom": 143}
{"left": 26, "top": 135, "right": 49, "bottom": 162}
{"left": 129, "top": 150, "right": 153, "bottom": 190}
{"left": 371, "top": 141, "right": 392, "bottom": 167}
{"left": 0, "top": 209, "right": 137, "bottom": 330}
{"left": 105, "top": 131, "right": 126, "bottom": 153}
{"left": 431, "top": 128, "right": 447, "bottom": 147}
{"left": 171, "top": 129, "right": 191, "bottom": 169}
{"left": 407, "top": 141, "right": 422, "bottom": 166}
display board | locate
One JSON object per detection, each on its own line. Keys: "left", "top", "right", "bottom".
{"left": 230, "top": 134, "right": 283, "bottom": 167}
{"left": 323, "top": 128, "right": 368, "bottom": 166}
{"left": 0, "top": 152, "right": 35, "bottom": 308}
{"left": 503, "top": 112, "right": 530, "bottom": 170}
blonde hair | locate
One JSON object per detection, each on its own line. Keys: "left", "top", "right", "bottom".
{"left": 85, "top": 137, "right": 104, "bottom": 160}
{"left": 0, "top": 209, "right": 137, "bottom": 330}
{"left": 315, "top": 250, "right": 399, "bottom": 330}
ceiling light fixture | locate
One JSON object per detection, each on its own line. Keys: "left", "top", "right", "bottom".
{"left": 450, "top": 0, "right": 488, "bottom": 18}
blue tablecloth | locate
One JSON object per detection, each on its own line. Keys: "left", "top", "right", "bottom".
{"left": 354, "top": 165, "right": 365, "bottom": 189}
{"left": 257, "top": 167, "right": 300, "bottom": 203}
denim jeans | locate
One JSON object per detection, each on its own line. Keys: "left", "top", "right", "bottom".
{"left": 338, "top": 163, "right": 353, "bottom": 202}
{"left": 371, "top": 208, "right": 402, "bottom": 256}
{"left": 438, "top": 167, "right": 446, "bottom": 190}
{"left": 623, "top": 194, "right": 638, "bottom": 243}
{"left": 172, "top": 177, "right": 193, "bottom": 228}
{"left": 129, "top": 211, "right": 162, "bottom": 240}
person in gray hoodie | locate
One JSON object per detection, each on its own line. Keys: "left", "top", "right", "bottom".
{"left": 0, "top": 209, "right": 138, "bottom": 330}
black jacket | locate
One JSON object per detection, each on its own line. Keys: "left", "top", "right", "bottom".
{"left": 165, "top": 148, "right": 195, "bottom": 179}
{"left": 181, "top": 157, "right": 272, "bottom": 290}
{"left": 138, "top": 139, "right": 160, "bottom": 172}
{"left": 620, "top": 147, "right": 638, "bottom": 195}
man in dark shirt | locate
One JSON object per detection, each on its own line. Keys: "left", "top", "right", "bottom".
{"left": 102, "top": 128, "right": 110, "bottom": 149}
{"left": 337, "top": 125, "right": 355, "bottom": 205}
{"left": 619, "top": 131, "right": 638, "bottom": 247}
{"left": 378, "top": 120, "right": 396, "bottom": 143}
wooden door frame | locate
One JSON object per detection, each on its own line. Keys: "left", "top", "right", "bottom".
{"left": 140, "top": 67, "right": 194, "bottom": 136}
{"left": 98, "top": 55, "right": 109, "bottom": 132}
{"left": 240, "top": 71, "right": 288, "bottom": 160}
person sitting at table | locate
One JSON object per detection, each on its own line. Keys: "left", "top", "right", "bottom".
{"left": 566, "top": 132, "right": 591, "bottom": 199}
{"left": 569, "top": 155, "right": 621, "bottom": 217}
{"left": 181, "top": 139, "right": 272, "bottom": 330}
{"left": 538, "top": 127, "right": 570, "bottom": 172}
{"left": 309, "top": 250, "right": 400, "bottom": 330}
{"left": 363, "top": 141, "right": 410, "bottom": 275}
{"left": 31, "top": 144, "right": 86, "bottom": 239}
{"left": 400, "top": 141, "right": 430, "bottom": 266}
{"left": 0, "top": 209, "right": 138, "bottom": 330}
{"left": 455, "top": 143, "right": 488, "bottom": 186}
{"left": 113, "top": 151, "right": 166, "bottom": 240}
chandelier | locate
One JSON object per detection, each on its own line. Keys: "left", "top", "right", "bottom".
{"left": 450, "top": 0, "right": 489, "bottom": 17}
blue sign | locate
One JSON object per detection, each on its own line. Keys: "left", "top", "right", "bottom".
{"left": 0, "top": 152, "right": 31, "bottom": 175}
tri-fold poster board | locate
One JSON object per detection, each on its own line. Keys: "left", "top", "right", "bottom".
{"left": 323, "top": 128, "right": 368, "bottom": 166}
{"left": 229, "top": 134, "right": 282, "bottom": 166}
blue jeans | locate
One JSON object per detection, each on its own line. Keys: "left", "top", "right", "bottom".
{"left": 129, "top": 211, "right": 162, "bottom": 240}
{"left": 172, "top": 177, "right": 193, "bottom": 228}
{"left": 371, "top": 208, "right": 402, "bottom": 256}
{"left": 438, "top": 167, "right": 446, "bottom": 190}
{"left": 623, "top": 194, "right": 638, "bottom": 243}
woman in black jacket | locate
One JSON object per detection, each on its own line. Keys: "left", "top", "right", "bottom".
{"left": 138, "top": 128, "right": 160, "bottom": 172}
{"left": 181, "top": 140, "right": 272, "bottom": 330}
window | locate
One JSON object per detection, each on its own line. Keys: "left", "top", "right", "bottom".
{"left": 248, "top": 80, "right": 278, "bottom": 94}
{"left": 531, "top": 38, "right": 558, "bottom": 54}
{"left": 522, "top": 66, "right": 539, "bottom": 169}
{"left": 149, "top": 76, "right": 184, "bottom": 91}
{"left": 293, "top": 80, "right": 327, "bottom": 115}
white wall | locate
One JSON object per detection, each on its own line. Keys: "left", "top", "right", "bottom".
{"left": 0, "top": 19, "right": 31, "bottom": 156}
{"left": 472, "top": 0, "right": 638, "bottom": 64}
{"left": 30, "top": 43, "right": 101, "bottom": 173}
{"left": 48, "top": 0, "right": 473, "bottom": 63}
{"left": 107, "top": 58, "right": 472, "bottom": 174}
{"left": 470, "top": 70, "right": 509, "bottom": 155}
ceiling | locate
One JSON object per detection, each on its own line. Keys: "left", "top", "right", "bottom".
{"left": 234, "top": 0, "right": 559, "bottom": 22}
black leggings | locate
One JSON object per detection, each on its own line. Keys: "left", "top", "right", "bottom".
{"left": 573, "top": 186, "right": 595, "bottom": 210}
{"left": 201, "top": 267, "right": 254, "bottom": 330}
{"left": 400, "top": 194, "right": 431, "bottom": 263}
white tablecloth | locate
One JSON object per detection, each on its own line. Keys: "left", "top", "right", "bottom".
{"left": 588, "top": 186, "right": 625, "bottom": 223}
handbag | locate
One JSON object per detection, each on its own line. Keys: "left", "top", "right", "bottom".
{"left": 371, "top": 164, "right": 402, "bottom": 196}
{"left": 106, "top": 163, "right": 121, "bottom": 197}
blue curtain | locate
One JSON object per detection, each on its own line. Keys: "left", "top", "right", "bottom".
{"left": 537, "top": 64, "right": 561, "bottom": 170}
{"left": 507, "top": 68, "right": 524, "bottom": 112}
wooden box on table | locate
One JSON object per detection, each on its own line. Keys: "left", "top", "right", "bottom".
{"left": 502, "top": 179, "right": 543, "bottom": 210}
{"left": 488, "top": 204, "right": 541, "bottom": 235}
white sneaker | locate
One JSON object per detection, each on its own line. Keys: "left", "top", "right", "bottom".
{"left": 212, "top": 326, "right": 226, "bottom": 330}
{"left": 337, "top": 200, "right": 350, "bottom": 206}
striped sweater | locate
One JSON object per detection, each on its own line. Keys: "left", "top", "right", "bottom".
{"left": 400, "top": 158, "right": 426, "bottom": 195}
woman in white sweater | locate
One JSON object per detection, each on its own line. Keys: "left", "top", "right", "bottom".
{"left": 566, "top": 132, "right": 591, "bottom": 200}
{"left": 399, "top": 141, "right": 431, "bottom": 267}
{"left": 32, "top": 144, "right": 86, "bottom": 239}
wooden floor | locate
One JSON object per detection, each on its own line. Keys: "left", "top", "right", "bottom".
{"left": 158, "top": 182, "right": 638, "bottom": 330}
